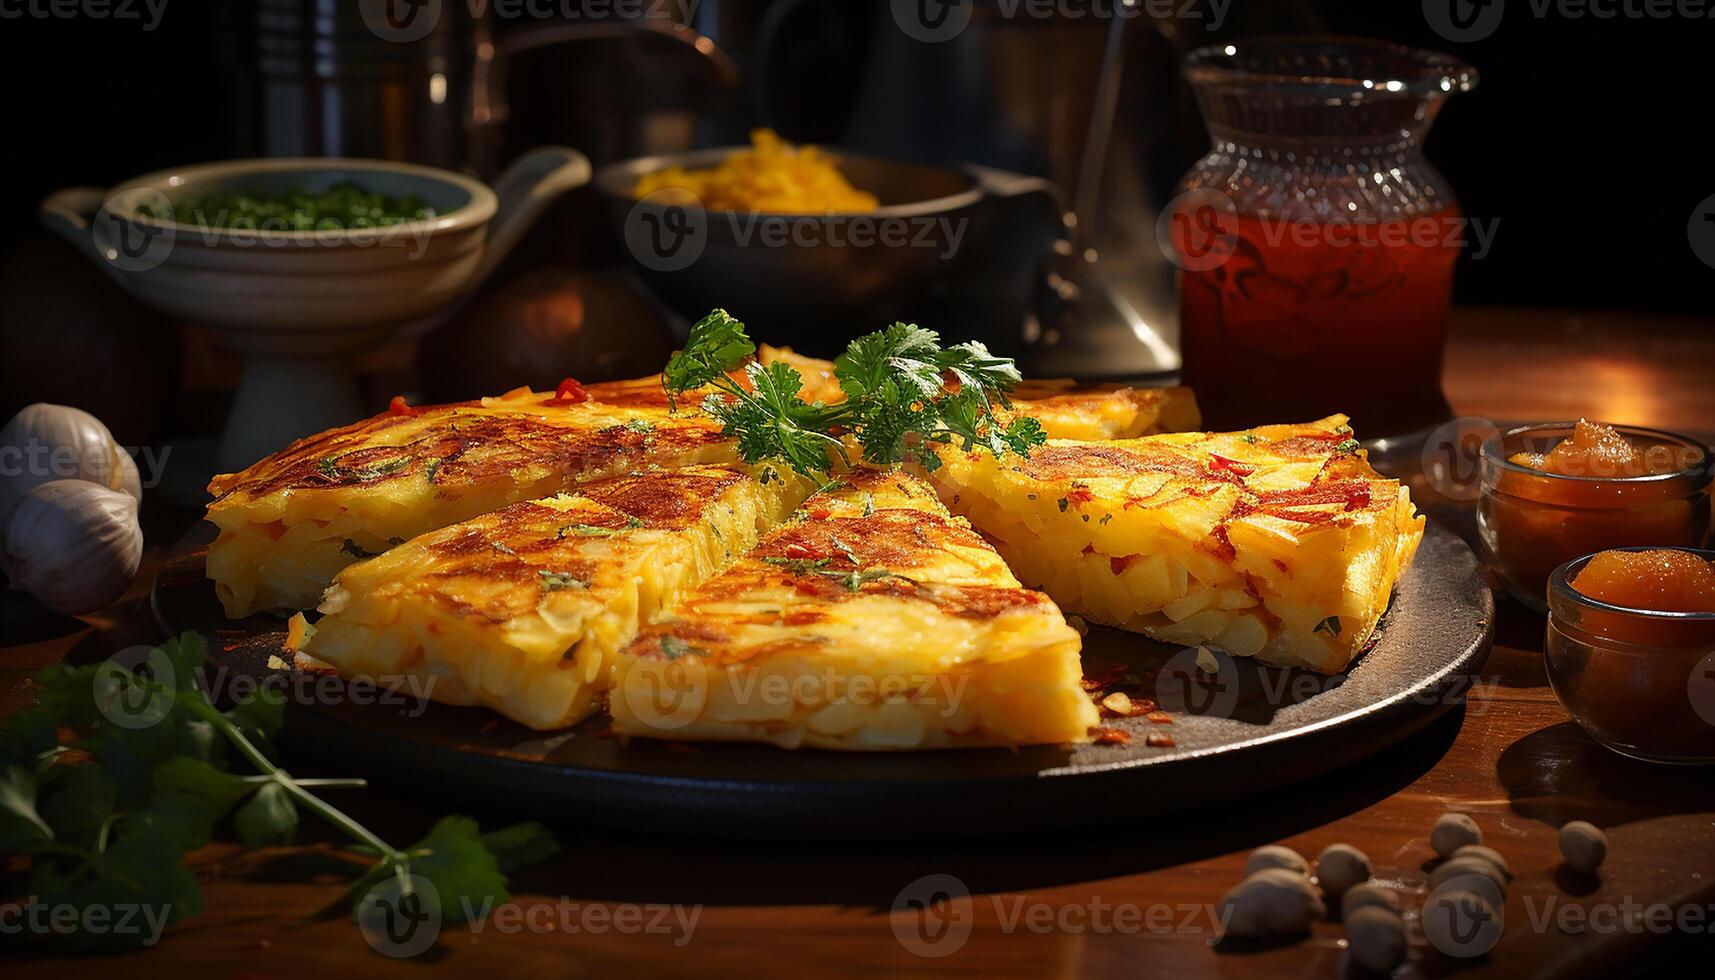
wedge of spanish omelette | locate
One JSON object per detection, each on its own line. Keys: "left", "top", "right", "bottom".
{"left": 205, "top": 385, "right": 741, "bottom": 617}
{"left": 296, "top": 464, "right": 812, "bottom": 730}
{"left": 923, "top": 416, "right": 1424, "bottom": 674}
{"left": 609, "top": 469, "right": 1098, "bottom": 749}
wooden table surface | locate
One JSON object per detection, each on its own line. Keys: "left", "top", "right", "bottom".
{"left": 4, "top": 306, "right": 1714, "bottom": 977}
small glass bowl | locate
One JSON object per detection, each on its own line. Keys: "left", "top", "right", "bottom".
{"left": 1545, "top": 548, "right": 1715, "bottom": 765}
{"left": 1478, "top": 422, "right": 1712, "bottom": 610}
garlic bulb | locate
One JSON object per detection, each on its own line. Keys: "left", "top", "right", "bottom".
{"left": 2, "top": 479, "right": 142, "bottom": 615}
{"left": 0, "top": 403, "right": 142, "bottom": 524}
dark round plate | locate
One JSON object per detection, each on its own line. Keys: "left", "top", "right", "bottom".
{"left": 154, "top": 522, "right": 1492, "bottom": 840}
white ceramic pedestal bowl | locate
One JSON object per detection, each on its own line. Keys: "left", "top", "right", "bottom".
{"left": 40, "top": 149, "right": 591, "bottom": 471}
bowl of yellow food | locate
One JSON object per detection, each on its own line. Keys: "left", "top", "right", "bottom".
{"left": 595, "top": 129, "right": 1058, "bottom": 353}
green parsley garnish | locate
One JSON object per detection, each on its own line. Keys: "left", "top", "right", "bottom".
{"left": 657, "top": 635, "right": 695, "bottom": 659}
{"left": 761, "top": 555, "right": 833, "bottom": 575}
{"left": 538, "top": 570, "right": 588, "bottom": 591}
{"left": 1239, "top": 433, "right": 1260, "bottom": 444}
{"left": 1313, "top": 616, "right": 1343, "bottom": 637}
{"left": 662, "top": 310, "right": 1045, "bottom": 479}
{"left": 1334, "top": 438, "right": 1361, "bottom": 455}
{"left": 761, "top": 538, "right": 905, "bottom": 593}
{"left": 557, "top": 518, "right": 644, "bottom": 538}
{"left": 339, "top": 539, "right": 383, "bottom": 559}
{"left": 316, "top": 455, "right": 412, "bottom": 483}
{"left": 623, "top": 419, "right": 655, "bottom": 434}
{"left": 0, "top": 633, "right": 556, "bottom": 953}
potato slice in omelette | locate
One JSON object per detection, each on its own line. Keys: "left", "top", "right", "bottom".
{"left": 205, "top": 384, "right": 742, "bottom": 618}
{"left": 610, "top": 469, "right": 1098, "bottom": 749}
{"left": 1005, "top": 379, "right": 1201, "bottom": 441}
{"left": 299, "top": 465, "right": 812, "bottom": 730}
{"left": 924, "top": 416, "right": 1424, "bottom": 674}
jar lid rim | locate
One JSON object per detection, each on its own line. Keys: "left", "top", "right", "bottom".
{"left": 1185, "top": 35, "right": 1478, "bottom": 97}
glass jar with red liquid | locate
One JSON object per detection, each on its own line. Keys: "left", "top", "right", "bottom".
{"left": 1166, "top": 38, "right": 1478, "bottom": 437}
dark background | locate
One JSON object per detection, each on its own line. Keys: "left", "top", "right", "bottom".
{"left": 0, "top": 0, "right": 1708, "bottom": 450}
{"left": 2, "top": 1, "right": 1709, "bottom": 310}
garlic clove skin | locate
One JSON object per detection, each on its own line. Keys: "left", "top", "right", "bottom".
{"left": 2, "top": 479, "right": 142, "bottom": 615}
{"left": 0, "top": 403, "right": 142, "bottom": 525}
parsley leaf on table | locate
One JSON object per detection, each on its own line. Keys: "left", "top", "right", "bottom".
{"left": 2, "top": 631, "right": 559, "bottom": 953}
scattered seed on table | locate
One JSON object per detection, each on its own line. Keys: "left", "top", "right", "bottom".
{"left": 1428, "top": 855, "right": 1508, "bottom": 908}
{"left": 1218, "top": 868, "right": 1325, "bottom": 938}
{"left": 1341, "top": 882, "right": 1399, "bottom": 919}
{"left": 1449, "top": 844, "right": 1514, "bottom": 880}
{"left": 1431, "top": 812, "right": 1482, "bottom": 857}
{"left": 1244, "top": 844, "right": 1310, "bottom": 876}
{"left": 1559, "top": 820, "right": 1607, "bottom": 873}
{"left": 1315, "top": 843, "right": 1372, "bottom": 898}
{"left": 1345, "top": 906, "right": 1407, "bottom": 973}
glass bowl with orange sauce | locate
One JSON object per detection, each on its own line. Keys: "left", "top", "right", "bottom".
{"left": 1545, "top": 547, "right": 1715, "bottom": 764}
{"left": 1479, "top": 421, "right": 1712, "bottom": 610}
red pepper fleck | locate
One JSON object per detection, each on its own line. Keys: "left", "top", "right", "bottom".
{"left": 1081, "top": 543, "right": 1096, "bottom": 555}
{"left": 1064, "top": 485, "right": 1095, "bottom": 507}
{"left": 1208, "top": 453, "right": 1256, "bottom": 477}
{"left": 1145, "top": 732, "right": 1176, "bottom": 748}
{"left": 547, "top": 378, "right": 590, "bottom": 405}
{"left": 782, "top": 542, "right": 820, "bottom": 560}
{"left": 1343, "top": 483, "right": 1372, "bottom": 511}
{"left": 1208, "top": 524, "right": 1236, "bottom": 563}
{"left": 387, "top": 395, "right": 416, "bottom": 416}
{"left": 809, "top": 508, "right": 831, "bottom": 520}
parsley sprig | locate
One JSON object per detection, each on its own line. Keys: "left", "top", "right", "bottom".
{"left": 663, "top": 310, "right": 1045, "bottom": 479}
{"left": 0, "top": 633, "right": 557, "bottom": 953}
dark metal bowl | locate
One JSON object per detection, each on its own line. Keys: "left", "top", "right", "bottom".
{"left": 595, "top": 148, "right": 1056, "bottom": 353}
